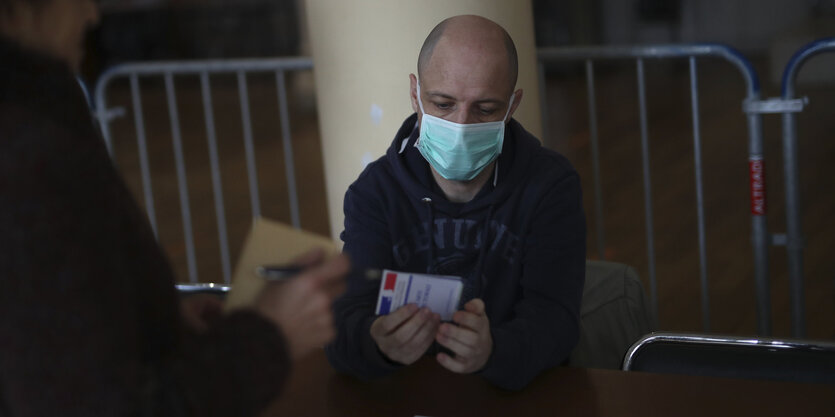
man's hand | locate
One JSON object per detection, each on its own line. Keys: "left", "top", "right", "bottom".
{"left": 370, "top": 304, "right": 441, "bottom": 365}
{"left": 435, "top": 298, "right": 492, "bottom": 373}
{"left": 255, "top": 249, "right": 349, "bottom": 361}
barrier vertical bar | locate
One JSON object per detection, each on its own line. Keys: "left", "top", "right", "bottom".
{"left": 705, "top": 46, "right": 771, "bottom": 336}
{"left": 76, "top": 77, "right": 93, "bottom": 109}
{"left": 781, "top": 107, "right": 805, "bottom": 337}
{"left": 778, "top": 38, "right": 835, "bottom": 336}
{"left": 129, "top": 74, "right": 158, "bottom": 238}
{"left": 275, "top": 70, "right": 302, "bottom": 229}
{"left": 636, "top": 58, "right": 658, "bottom": 320}
{"left": 164, "top": 73, "right": 198, "bottom": 283}
{"left": 200, "top": 72, "right": 232, "bottom": 284}
{"left": 585, "top": 59, "right": 606, "bottom": 260}
{"left": 689, "top": 57, "right": 710, "bottom": 331}
{"left": 95, "top": 84, "right": 114, "bottom": 157}
{"left": 748, "top": 112, "right": 770, "bottom": 336}
{"left": 238, "top": 71, "right": 262, "bottom": 218}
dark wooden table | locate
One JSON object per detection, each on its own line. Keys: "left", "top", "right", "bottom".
{"left": 266, "top": 350, "right": 835, "bottom": 416}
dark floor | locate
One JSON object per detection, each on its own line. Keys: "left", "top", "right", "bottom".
{"left": 102, "top": 57, "right": 835, "bottom": 340}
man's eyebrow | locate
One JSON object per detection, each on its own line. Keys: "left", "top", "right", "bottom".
{"left": 474, "top": 99, "right": 504, "bottom": 105}
{"left": 426, "top": 92, "right": 504, "bottom": 104}
{"left": 426, "top": 91, "right": 456, "bottom": 100}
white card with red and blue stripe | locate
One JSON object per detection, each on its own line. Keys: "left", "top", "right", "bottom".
{"left": 374, "top": 269, "right": 463, "bottom": 321}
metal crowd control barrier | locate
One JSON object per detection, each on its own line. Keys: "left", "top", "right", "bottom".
{"left": 93, "top": 57, "right": 313, "bottom": 284}
{"left": 536, "top": 45, "right": 770, "bottom": 335}
{"left": 775, "top": 37, "right": 835, "bottom": 337}
{"left": 76, "top": 76, "right": 93, "bottom": 109}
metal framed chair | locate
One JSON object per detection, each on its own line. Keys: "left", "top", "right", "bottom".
{"left": 623, "top": 332, "right": 835, "bottom": 384}
{"left": 568, "top": 260, "right": 656, "bottom": 369}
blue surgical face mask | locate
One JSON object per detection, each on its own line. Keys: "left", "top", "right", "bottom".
{"left": 415, "top": 81, "right": 515, "bottom": 181}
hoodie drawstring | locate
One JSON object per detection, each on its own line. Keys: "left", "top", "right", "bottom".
{"left": 421, "top": 197, "right": 436, "bottom": 274}
{"left": 472, "top": 204, "right": 495, "bottom": 299}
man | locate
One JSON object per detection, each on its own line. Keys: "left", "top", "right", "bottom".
{"left": 326, "top": 15, "right": 586, "bottom": 390}
{"left": 0, "top": 0, "right": 346, "bottom": 415}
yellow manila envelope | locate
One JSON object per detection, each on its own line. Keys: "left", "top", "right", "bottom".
{"left": 224, "top": 217, "right": 337, "bottom": 311}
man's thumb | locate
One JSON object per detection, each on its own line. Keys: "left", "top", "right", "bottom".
{"left": 465, "top": 298, "right": 486, "bottom": 315}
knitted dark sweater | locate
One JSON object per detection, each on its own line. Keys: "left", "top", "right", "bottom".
{"left": 0, "top": 37, "right": 289, "bottom": 416}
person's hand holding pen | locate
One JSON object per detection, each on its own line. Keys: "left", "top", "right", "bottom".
{"left": 180, "top": 293, "right": 225, "bottom": 333}
{"left": 254, "top": 248, "right": 349, "bottom": 361}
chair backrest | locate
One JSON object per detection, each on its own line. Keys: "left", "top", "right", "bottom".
{"left": 623, "top": 332, "right": 835, "bottom": 384}
{"left": 568, "top": 260, "right": 656, "bottom": 369}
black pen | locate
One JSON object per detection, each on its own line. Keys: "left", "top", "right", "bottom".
{"left": 255, "top": 266, "right": 303, "bottom": 281}
{"left": 255, "top": 265, "right": 382, "bottom": 281}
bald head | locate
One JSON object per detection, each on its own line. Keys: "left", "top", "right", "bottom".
{"left": 417, "top": 15, "right": 518, "bottom": 91}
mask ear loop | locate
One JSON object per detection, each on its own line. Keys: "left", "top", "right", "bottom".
{"left": 493, "top": 92, "right": 516, "bottom": 186}
{"left": 416, "top": 80, "right": 427, "bottom": 116}
{"left": 502, "top": 92, "right": 516, "bottom": 123}
{"left": 415, "top": 80, "right": 426, "bottom": 147}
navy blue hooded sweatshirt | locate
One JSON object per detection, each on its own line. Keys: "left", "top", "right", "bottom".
{"left": 326, "top": 114, "right": 586, "bottom": 390}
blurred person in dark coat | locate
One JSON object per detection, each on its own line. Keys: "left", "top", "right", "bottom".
{"left": 0, "top": 0, "right": 347, "bottom": 415}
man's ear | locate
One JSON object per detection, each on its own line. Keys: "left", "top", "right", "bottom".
{"left": 409, "top": 73, "right": 420, "bottom": 115}
{"left": 507, "top": 88, "right": 524, "bottom": 121}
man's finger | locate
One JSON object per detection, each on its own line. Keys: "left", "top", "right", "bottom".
{"left": 404, "top": 311, "right": 440, "bottom": 346}
{"left": 464, "top": 298, "right": 486, "bottom": 315}
{"left": 436, "top": 322, "right": 478, "bottom": 351}
{"left": 389, "top": 308, "right": 435, "bottom": 344}
{"left": 452, "top": 310, "right": 485, "bottom": 330}
{"left": 436, "top": 330, "right": 475, "bottom": 358}
{"left": 375, "top": 304, "right": 419, "bottom": 334}
{"left": 436, "top": 352, "right": 468, "bottom": 373}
